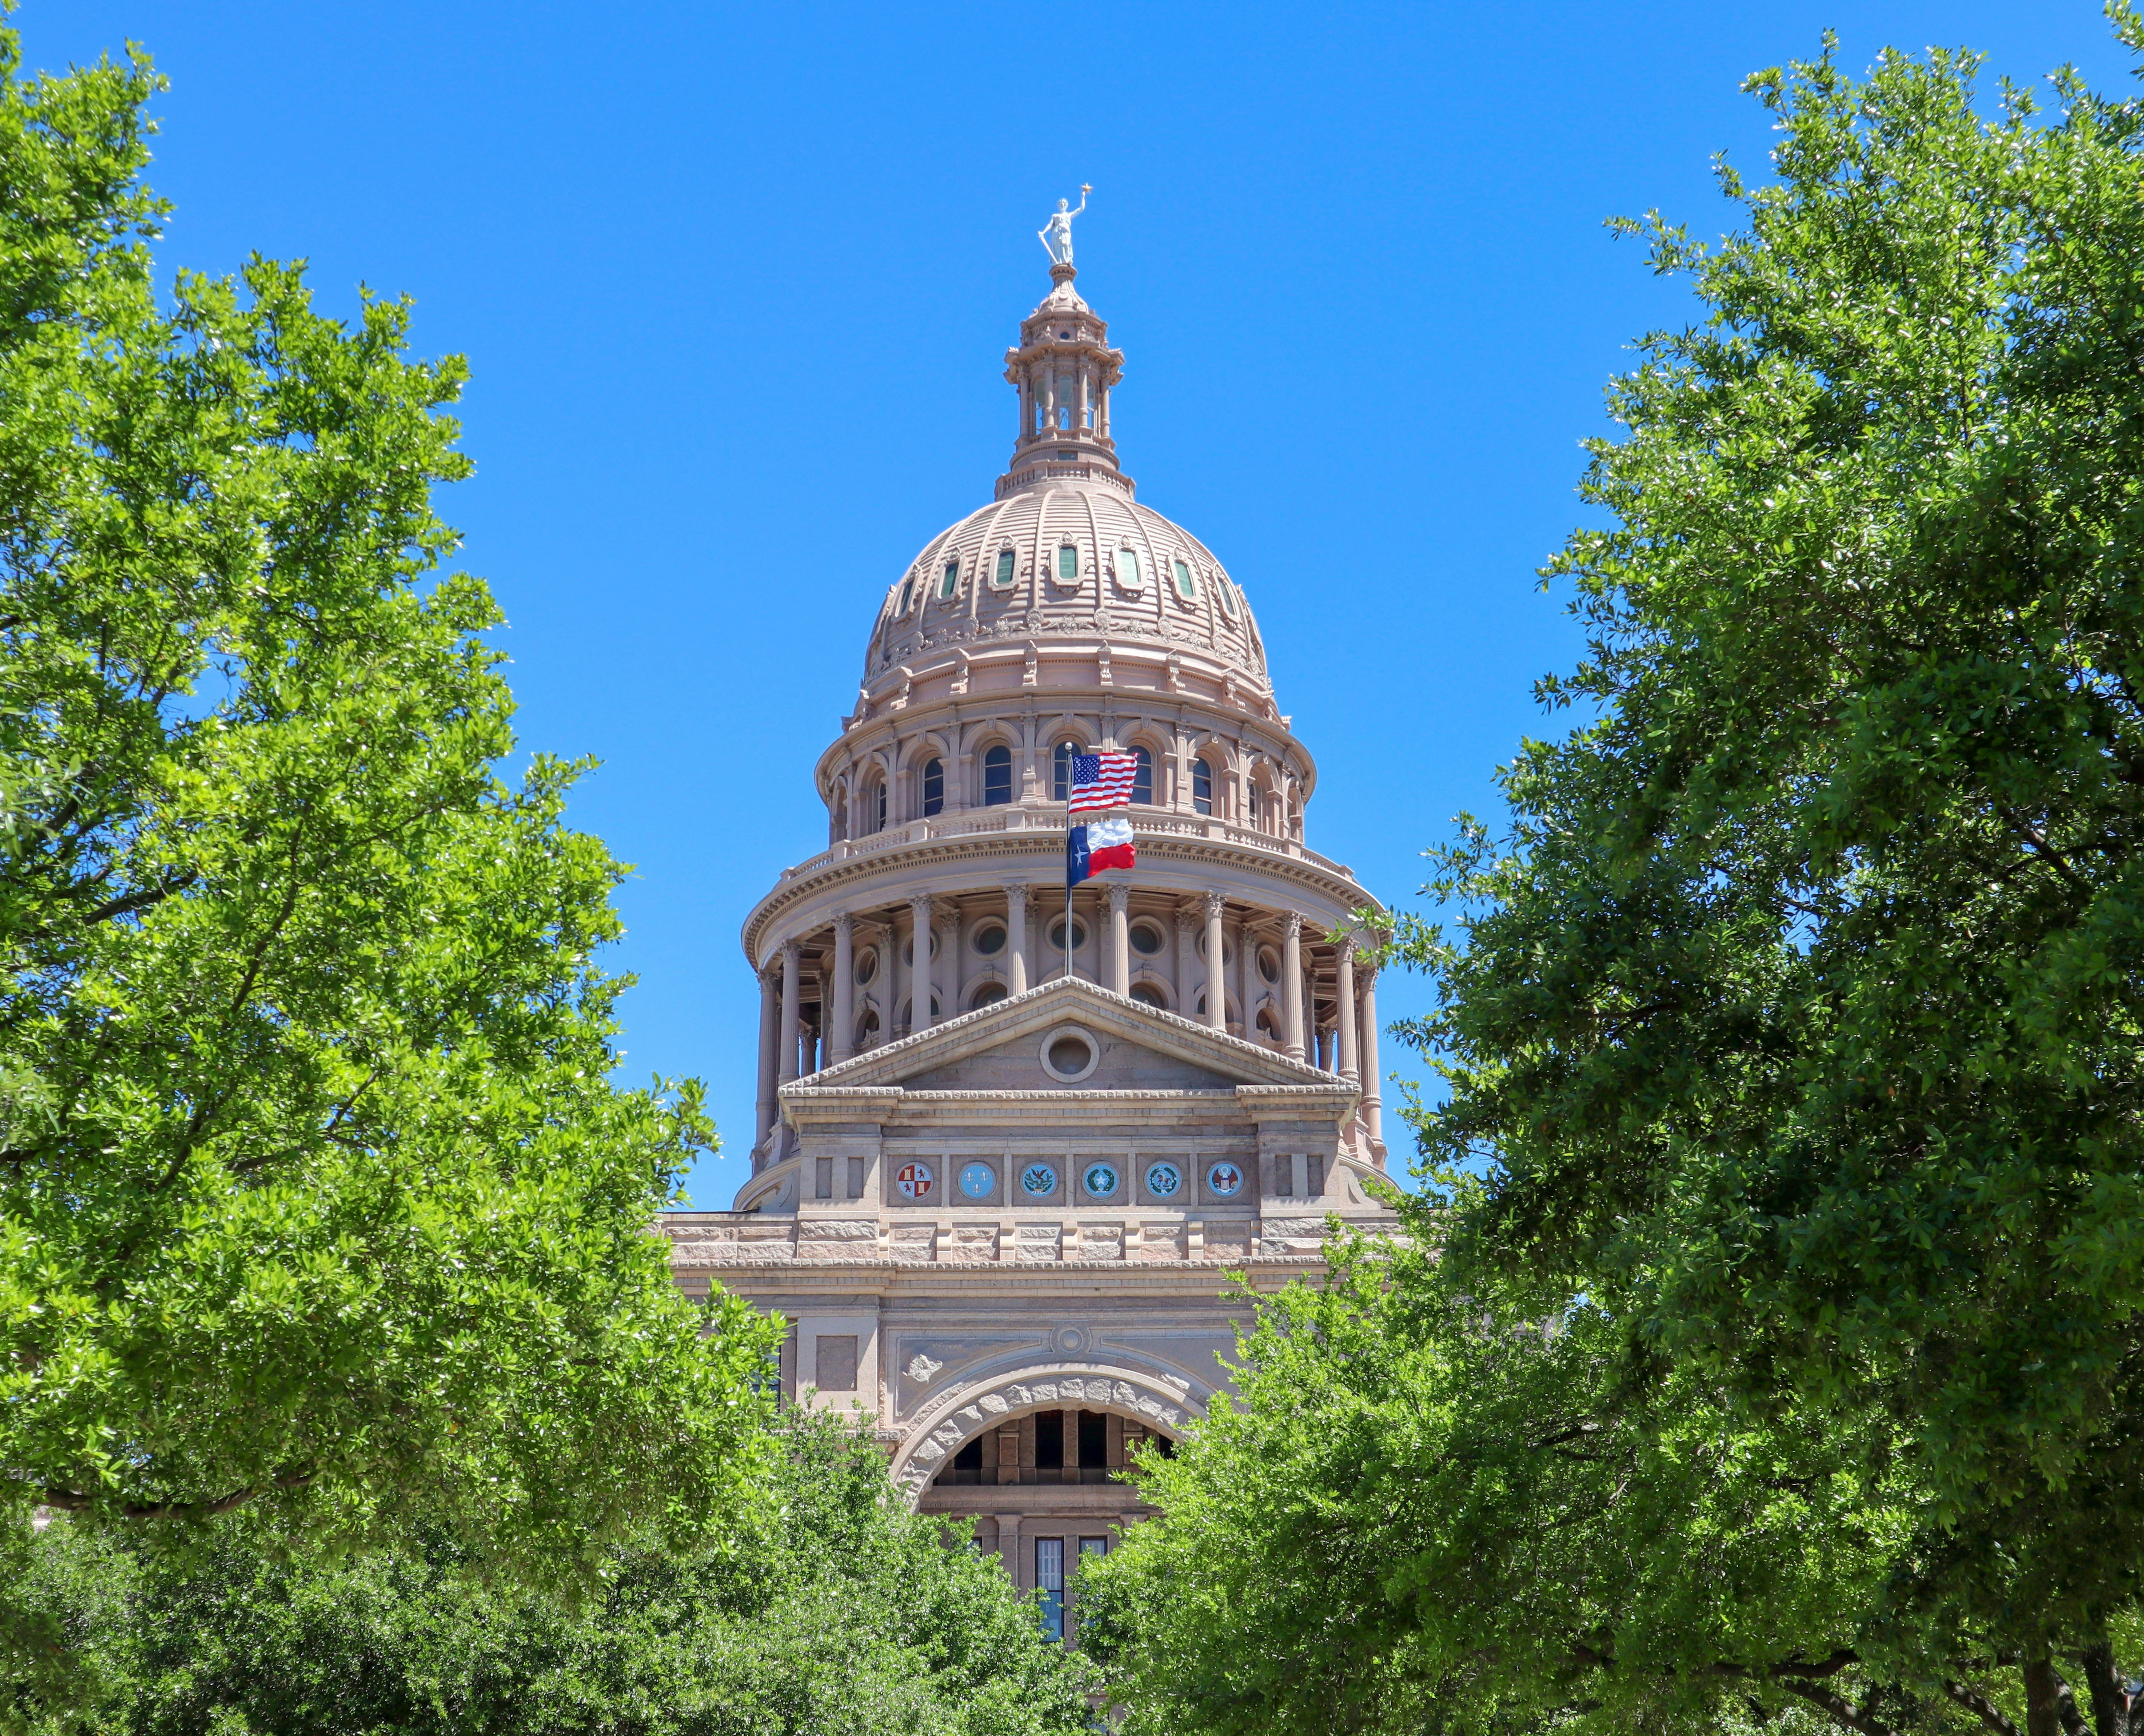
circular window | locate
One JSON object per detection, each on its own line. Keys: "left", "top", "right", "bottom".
{"left": 1021, "top": 1162, "right": 1058, "bottom": 1197}
{"left": 1257, "top": 945, "right": 1280, "bottom": 984}
{"left": 1128, "top": 920, "right": 1165, "bottom": 956}
{"left": 1040, "top": 1026, "right": 1099, "bottom": 1082}
{"left": 1130, "top": 982, "right": 1167, "bottom": 1010}
{"left": 1206, "top": 1161, "right": 1244, "bottom": 1198}
{"left": 901, "top": 931, "right": 939, "bottom": 965}
{"left": 897, "top": 1161, "right": 935, "bottom": 1200}
{"left": 958, "top": 1162, "right": 995, "bottom": 1200}
{"left": 1082, "top": 1161, "right": 1120, "bottom": 1198}
{"left": 970, "top": 982, "right": 1008, "bottom": 1011}
{"left": 854, "top": 947, "right": 878, "bottom": 986}
{"left": 973, "top": 923, "right": 1007, "bottom": 956}
{"left": 1046, "top": 918, "right": 1090, "bottom": 952}
{"left": 1195, "top": 929, "right": 1237, "bottom": 964}
{"left": 1146, "top": 1161, "right": 1183, "bottom": 1198}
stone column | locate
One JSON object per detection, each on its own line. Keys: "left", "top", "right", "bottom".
{"left": 1006, "top": 884, "right": 1029, "bottom": 995}
{"left": 1202, "top": 892, "right": 1227, "bottom": 1031}
{"left": 1282, "top": 912, "right": 1306, "bottom": 1060}
{"left": 949, "top": 901, "right": 967, "bottom": 1015}
{"left": 1336, "top": 938, "right": 1359, "bottom": 1083}
{"left": 998, "top": 1513, "right": 1023, "bottom": 1588}
{"left": 778, "top": 942, "right": 802, "bottom": 1085}
{"left": 755, "top": 965, "right": 780, "bottom": 1153}
{"left": 893, "top": 905, "right": 912, "bottom": 1038}
{"left": 910, "top": 893, "right": 935, "bottom": 1030}
{"left": 1359, "top": 964, "right": 1384, "bottom": 1158}
{"left": 830, "top": 914, "right": 855, "bottom": 1064}
{"left": 1233, "top": 916, "right": 1253, "bottom": 1038}
{"left": 1108, "top": 882, "right": 1130, "bottom": 996}
{"left": 1174, "top": 905, "right": 1199, "bottom": 1018}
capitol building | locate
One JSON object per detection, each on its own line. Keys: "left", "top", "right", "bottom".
{"left": 663, "top": 214, "right": 1396, "bottom": 1635}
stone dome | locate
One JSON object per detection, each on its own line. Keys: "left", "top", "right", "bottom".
{"left": 863, "top": 476, "right": 1269, "bottom": 690}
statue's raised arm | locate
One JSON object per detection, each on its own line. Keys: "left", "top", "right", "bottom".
{"left": 1039, "top": 186, "right": 1091, "bottom": 267}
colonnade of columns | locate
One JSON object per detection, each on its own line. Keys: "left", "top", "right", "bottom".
{"left": 751, "top": 893, "right": 1385, "bottom": 1166}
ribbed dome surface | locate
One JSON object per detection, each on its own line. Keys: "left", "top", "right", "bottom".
{"left": 865, "top": 475, "right": 1267, "bottom": 685}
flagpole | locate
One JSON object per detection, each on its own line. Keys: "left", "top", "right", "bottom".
{"left": 1064, "top": 874, "right": 1074, "bottom": 981}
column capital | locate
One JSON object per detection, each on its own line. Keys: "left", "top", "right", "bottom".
{"left": 781, "top": 938, "right": 803, "bottom": 962}
{"left": 832, "top": 910, "right": 854, "bottom": 937}
{"left": 1283, "top": 910, "right": 1305, "bottom": 939}
{"left": 907, "top": 890, "right": 935, "bottom": 915}
{"left": 1107, "top": 882, "right": 1130, "bottom": 914}
{"left": 1201, "top": 889, "right": 1227, "bottom": 922}
{"left": 1336, "top": 934, "right": 1357, "bottom": 964}
{"left": 1174, "top": 902, "right": 1200, "bottom": 932}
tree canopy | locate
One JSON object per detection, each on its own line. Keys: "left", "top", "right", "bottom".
{"left": 0, "top": 11, "right": 774, "bottom": 1636}
{"left": 18, "top": 1413, "right": 1093, "bottom": 1736}
{"left": 1090, "top": 18, "right": 2144, "bottom": 1736}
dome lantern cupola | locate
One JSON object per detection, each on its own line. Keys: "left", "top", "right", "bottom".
{"left": 997, "top": 264, "right": 1131, "bottom": 500}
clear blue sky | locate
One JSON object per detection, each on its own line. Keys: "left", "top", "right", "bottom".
{"left": 17, "top": 1, "right": 2136, "bottom": 1205}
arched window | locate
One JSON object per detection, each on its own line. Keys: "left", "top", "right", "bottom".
{"left": 1192, "top": 758, "right": 1214, "bottom": 817}
{"left": 1053, "top": 741, "right": 1078, "bottom": 803}
{"left": 870, "top": 779, "right": 887, "bottom": 834}
{"left": 1131, "top": 746, "right": 1154, "bottom": 805}
{"left": 1130, "top": 982, "right": 1167, "bottom": 1010}
{"left": 969, "top": 982, "right": 1008, "bottom": 1012}
{"left": 921, "top": 757, "right": 944, "bottom": 818}
{"left": 982, "top": 744, "right": 1012, "bottom": 806}
{"left": 1247, "top": 782, "right": 1262, "bottom": 826}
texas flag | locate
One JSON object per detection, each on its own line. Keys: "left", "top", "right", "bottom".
{"left": 1067, "top": 817, "right": 1136, "bottom": 886}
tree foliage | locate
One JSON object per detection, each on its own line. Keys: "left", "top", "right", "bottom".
{"left": 0, "top": 7, "right": 774, "bottom": 1633}
{"left": 16, "top": 1413, "right": 1092, "bottom": 1736}
{"left": 1092, "top": 17, "right": 2144, "bottom": 1736}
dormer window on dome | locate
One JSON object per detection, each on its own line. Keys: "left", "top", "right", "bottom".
{"left": 938, "top": 560, "right": 960, "bottom": 601}
{"left": 1057, "top": 544, "right": 1079, "bottom": 583}
{"left": 1172, "top": 558, "right": 1198, "bottom": 603}
{"left": 992, "top": 549, "right": 1016, "bottom": 589}
{"left": 1113, "top": 548, "right": 1142, "bottom": 593}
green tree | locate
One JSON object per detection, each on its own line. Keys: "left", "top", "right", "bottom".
{"left": 25, "top": 1413, "right": 1091, "bottom": 1736}
{"left": 1082, "top": 1237, "right": 1981, "bottom": 1736}
{"left": 1091, "top": 19, "right": 2144, "bottom": 1736}
{"left": 1378, "top": 17, "right": 2144, "bottom": 1732}
{"left": 0, "top": 8, "right": 774, "bottom": 1642}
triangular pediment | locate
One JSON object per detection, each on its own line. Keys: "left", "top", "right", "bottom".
{"left": 789, "top": 975, "right": 1341, "bottom": 1097}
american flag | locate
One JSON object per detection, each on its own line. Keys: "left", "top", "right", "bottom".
{"left": 1068, "top": 751, "right": 1138, "bottom": 814}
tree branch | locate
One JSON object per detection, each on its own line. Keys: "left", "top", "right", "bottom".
{"left": 1947, "top": 1679, "right": 2024, "bottom": 1736}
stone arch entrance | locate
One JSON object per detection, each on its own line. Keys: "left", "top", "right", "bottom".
{"left": 890, "top": 1361, "right": 1210, "bottom": 1507}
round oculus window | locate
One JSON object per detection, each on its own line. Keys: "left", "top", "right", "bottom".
{"left": 1128, "top": 920, "right": 1165, "bottom": 956}
{"left": 854, "top": 947, "right": 878, "bottom": 985}
{"left": 1039, "top": 1026, "right": 1099, "bottom": 1082}
{"left": 958, "top": 1162, "right": 995, "bottom": 1200}
{"left": 1046, "top": 918, "right": 1090, "bottom": 952}
{"left": 1146, "top": 1161, "right": 1183, "bottom": 1198}
{"left": 1257, "top": 946, "right": 1280, "bottom": 984}
{"left": 896, "top": 1161, "right": 934, "bottom": 1200}
{"left": 973, "top": 923, "right": 1006, "bottom": 956}
{"left": 1206, "top": 1161, "right": 1245, "bottom": 1198}
{"left": 1082, "top": 1161, "right": 1120, "bottom": 1198}
{"left": 1021, "top": 1162, "right": 1058, "bottom": 1197}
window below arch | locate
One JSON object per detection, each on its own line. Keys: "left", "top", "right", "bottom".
{"left": 1192, "top": 758, "right": 1214, "bottom": 817}
{"left": 1247, "top": 783, "right": 1262, "bottom": 826}
{"left": 969, "top": 982, "right": 1008, "bottom": 1012}
{"left": 866, "top": 780, "right": 888, "bottom": 834}
{"left": 1130, "top": 981, "right": 1167, "bottom": 1010}
{"left": 982, "top": 744, "right": 1013, "bottom": 806}
{"left": 921, "top": 757, "right": 944, "bottom": 818}
{"left": 1053, "top": 741, "right": 1079, "bottom": 803}
{"left": 1130, "top": 745, "right": 1153, "bottom": 805}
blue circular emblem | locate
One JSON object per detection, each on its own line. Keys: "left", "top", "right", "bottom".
{"left": 1021, "top": 1163, "right": 1058, "bottom": 1198}
{"left": 959, "top": 1162, "right": 995, "bottom": 1200}
{"left": 1082, "top": 1161, "right": 1120, "bottom": 1198}
{"left": 1206, "top": 1161, "right": 1244, "bottom": 1198}
{"left": 1145, "top": 1161, "right": 1182, "bottom": 1198}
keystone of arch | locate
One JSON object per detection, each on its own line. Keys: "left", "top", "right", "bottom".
{"left": 888, "top": 1361, "right": 1212, "bottom": 1505}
